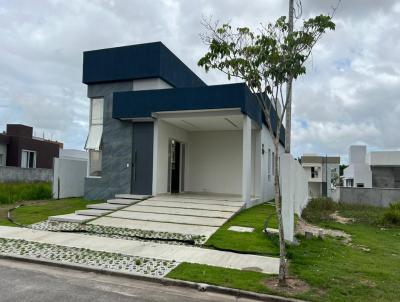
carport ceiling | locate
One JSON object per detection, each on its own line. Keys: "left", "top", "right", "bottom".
{"left": 162, "top": 114, "right": 260, "bottom": 131}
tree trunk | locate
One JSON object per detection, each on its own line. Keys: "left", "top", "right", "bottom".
{"left": 273, "top": 137, "right": 288, "bottom": 286}
{"left": 285, "top": 0, "right": 294, "bottom": 153}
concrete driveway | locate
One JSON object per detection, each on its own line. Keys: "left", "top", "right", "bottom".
{"left": 89, "top": 194, "right": 245, "bottom": 239}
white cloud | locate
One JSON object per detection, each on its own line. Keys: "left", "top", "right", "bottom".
{"left": 0, "top": 0, "right": 398, "bottom": 164}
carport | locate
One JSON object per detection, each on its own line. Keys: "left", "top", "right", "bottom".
{"left": 151, "top": 109, "right": 262, "bottom": 202}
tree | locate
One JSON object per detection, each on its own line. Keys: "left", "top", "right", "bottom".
{"left": 198, "top": 14, "right": 335, "bottom": 285}
{"left": 285, "top": 0, "right": 294, "bottom": 153}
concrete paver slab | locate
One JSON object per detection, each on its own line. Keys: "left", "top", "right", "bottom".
{"left": 115, "top": 194, "right": 150, "bottom": 200}
{"left": 87, "top": 203, "right": 126, "bottom": 211}
{"left": 228, "top": 226, "right": 254, "bottom": 233}
{"left": 89, "top": 217, "right": 219, "bottom": 237}
{"left": 124, "top": 205, "right": 233, "bottom": 218}
{"left": 107, "top": 199, "right": 139, "bottom": 205}
{"left": 141, "top": 200, "right": 241, "bottom": 212}
{"left": 75, "top": 209, "right": 112, "bottom": 217}
{"left": 107, "top": 211, "right": 227, "bottom": 227}
{"left": 157, "top": 193, "right": 243, "bottom": 201}
{"left": 150, "top": 197, "right": 244, "bottom": 207}
{"left": 0, "top": 226, "right": 279, "bottom": 274}
{"left": 49, "top": 214, "right": 94, "bottom": 223}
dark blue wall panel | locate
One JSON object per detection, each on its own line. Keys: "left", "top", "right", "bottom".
{"left": 82, "top": 42, "right": 205, "bottom": 88}
{"left": 113, "top": 83, "right": 285, "bottom": 145}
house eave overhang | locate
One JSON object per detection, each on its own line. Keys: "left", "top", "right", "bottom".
{"left": 113, "top": 83, "right": 285, "bottom": 146}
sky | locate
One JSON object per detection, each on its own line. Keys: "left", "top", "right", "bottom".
{"left": 0, "top": 0, "right": 399, "bottom": 163}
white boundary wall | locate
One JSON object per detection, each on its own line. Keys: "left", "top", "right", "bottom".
{"left": 53, "top": 155, "right": 88, "bottom": 199}
{"left": 280, "top": 153, "right": 309, "bottom": 242}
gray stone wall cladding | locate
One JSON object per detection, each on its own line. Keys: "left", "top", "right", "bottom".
{"left": 0, "top": 166, "right": 53, "bottom": 183}
{"left": 372, "top": 166, "right": 400, "bottom": 188}
{"left": 333, "top": 186, "right": 400, "bottom": 207}
{"left": 84, "top": 81, "right": 134, "bottom": 200}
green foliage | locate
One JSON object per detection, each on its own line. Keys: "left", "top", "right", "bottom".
{"left": 199, "top": 15, "right": 335, "bottom": 97}
{"left": 301, "top": 197, "right": 338, "bottom": 224}
{"left": 168, "top": 263, "right": 275, "bottom": 295}
{"left": 169, "top": 200, "right": 400, "bottom": 301}
{"left": 0, "top": 182, "right": 52, "bottom": 204}
{"left": 338, "top": 203, "right": 385, "bottom": 225}
{"left": 0, "top": 198, "right": 99, "bottom": 226}
{"left": 382, "top": 202, "right": 400, "bottom": 226}
{"left": 205, "top": 202, "right": 280, "bottom": 256}
{"left": 339, "top": 164, "right": 348, "bottom": 176}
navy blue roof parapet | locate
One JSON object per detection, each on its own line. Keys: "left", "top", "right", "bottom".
{"left": 113, "top": 83, "right": 285, "bottom": 145}
{"left": 82, "top": 42, "right": 206, "bottom": 88}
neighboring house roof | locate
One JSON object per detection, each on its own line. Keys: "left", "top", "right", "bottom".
{"left": 113, "top": 82, "right": 286, "bottom": 146}
{"left": 301, "top": 155, "right": 340, "bottom": 164}
{"left": 0, "top": 133, "right": 10, "bottom": 144}
{"left": 82, "top": 42, "right": 206, "bottom": 88}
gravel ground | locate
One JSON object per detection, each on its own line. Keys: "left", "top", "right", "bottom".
{"left": 30, "top": 220, "right": 207, "bottom": 246}
{"left": 0, "top": 238, "right": 178, "bottom": 277}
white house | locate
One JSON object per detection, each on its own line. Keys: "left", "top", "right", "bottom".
{"left": 343, "top": 145, "right": 400, "bottom": 188}
{"left": 301, "top": 154, "right": 340, "bottom": 198}
{"left": 82, "top": 42, "right": 288, "bottom": 206}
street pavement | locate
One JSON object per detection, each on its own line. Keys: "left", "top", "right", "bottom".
{"left": 0, "top": 259, "right": 261, "bottom": 302}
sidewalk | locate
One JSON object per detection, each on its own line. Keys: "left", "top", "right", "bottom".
{"left": 0, "top": 226, "right": 279, "bottom": 274}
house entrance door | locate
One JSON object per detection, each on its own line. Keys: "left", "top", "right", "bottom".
{"left": 168, "top": 139, "right": 185, "bottom": 193}
{"left": 131, "top": 122, "right": 153, "bottom": 195}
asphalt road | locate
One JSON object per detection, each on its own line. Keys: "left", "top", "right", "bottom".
{"left": 0, "top": 259, "right": 261, "bottom": 302}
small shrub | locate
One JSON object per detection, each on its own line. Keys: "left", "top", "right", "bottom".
{"left": 301, "top": 197, "right": 338, "bottom": 224}
{"left": 382, "top": 203, "right": 400, "bottom": 226}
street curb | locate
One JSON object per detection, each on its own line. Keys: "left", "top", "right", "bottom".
{"left": 0, "top": 254, "right": 306, "bottom": 302}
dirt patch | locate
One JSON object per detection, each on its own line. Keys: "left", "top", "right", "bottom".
{"left": 265, "top": 277, "right": 310, "bottom": 296}
{"left": 296, "top": 218, "right": 352, "bottom": 244}
{"left": 330, "top": 211, "right": 355, "bottom": 224}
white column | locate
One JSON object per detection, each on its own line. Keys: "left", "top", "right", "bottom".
{"left": 242, "top": 115, "right": 252, "bottom": 203}
{"left": 152, "top": 119, "right": 159, "bottom": 196}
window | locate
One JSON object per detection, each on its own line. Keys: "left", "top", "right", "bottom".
{"left": 89, "top": 150, "right": 102, "bottom": 176}
{"left": 0, "top": 154, "right": 3, "bottom": 166}
{"left": 346, "top": 179, "right": 354, "bottom": 187}
{"left": 267, "top": 149, "right": 271, "bottom": 181}
{"left": 356, "top": 183, "right": 364, "bottom": 188}
{"left": 311, "top": 167, "right": 318, "bottom": 178}
{"left": 85, "top": 98, "right": 104, "bottom": 176}
{"left": 21, "top": 150, "right": 36, "bottom": 168}
{"left": 272, "top": 152, "right": 275, "bottom": 176}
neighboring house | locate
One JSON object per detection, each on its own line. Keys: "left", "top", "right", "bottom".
{"left": 301, "top": 154, "right": 340, "bottom": 198}
{"left": 343, "top": 145, "right": 400, "bottom": 188}
{"left": 82, "top": 42, "right": 286, "bottom": 203}
{"left": 0, "top": 124, "right": 61, "bottom": 169}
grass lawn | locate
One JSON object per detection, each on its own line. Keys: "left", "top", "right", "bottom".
{"left": 205, "top": 202, "right": 280, "bottom": 256}
{"left": 168, "top": 200, "right": 400, "bottom": 302}
{"left": 0, "top": 182, "right": 52, "bottom": 204}
{"left": 0, "top": 198, "right": 99, "bottom": 226}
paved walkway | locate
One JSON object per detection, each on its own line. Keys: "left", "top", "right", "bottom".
{"left": 89, "top": 194, "right": 245, "bottom": 239}
{"left": 0, "top": 226, "right": 279, "bottom": 274}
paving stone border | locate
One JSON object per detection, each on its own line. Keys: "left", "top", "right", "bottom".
{"left": 30, "top": 221, "right": 208, "bottom": 246}
{"left": 0, "top": 238, "right": 177, "bottom": 277}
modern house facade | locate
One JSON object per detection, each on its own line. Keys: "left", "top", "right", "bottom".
{"left": 0, "top": 124, "right": 61, "bottom": 169}
{"left": 83, "top": 42, "right": 285, "bottom": 204}
{"left": 301, "top": 154, "right": 340, "bottom": 198}
{"left": 343, "top": 145, "right": 400, "bottom": 188}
